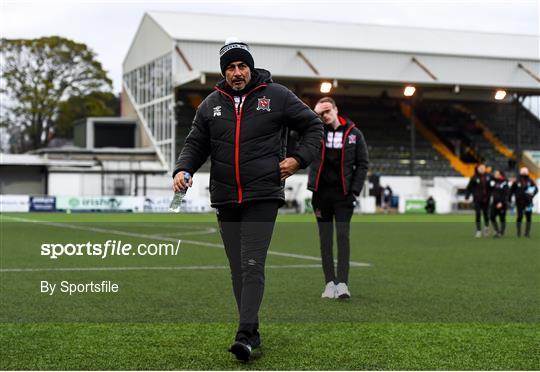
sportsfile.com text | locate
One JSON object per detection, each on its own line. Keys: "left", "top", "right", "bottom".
{"left": 40, "top": 240, "right": 181, "bottom": 259}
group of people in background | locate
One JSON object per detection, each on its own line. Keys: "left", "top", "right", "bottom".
{"left": 465, "top": 163, "right": 538, "bottom": 238}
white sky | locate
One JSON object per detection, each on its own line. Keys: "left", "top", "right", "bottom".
{"left": 1, "top": 0, "right": 539, "bottom": 93}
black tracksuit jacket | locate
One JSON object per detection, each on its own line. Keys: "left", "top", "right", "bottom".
{"left": 466, "top": 172, "right": 493, "bottom": 204}
{"left": 173, "top": 69, "right": 323, "bottom": 207}
{"left": 307, "top": 116, "right": 369, "bottom": 196}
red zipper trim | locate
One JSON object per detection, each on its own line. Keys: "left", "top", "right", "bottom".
{"left": 215, "top": 84, "right": 267, "bottom": 203}
{"left": 314, "top": 139, "right": 326, "bottom": 192}
{"left": 341, "top": 125, "right": 355, "bottom": 195}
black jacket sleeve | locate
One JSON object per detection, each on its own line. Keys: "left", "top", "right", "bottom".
{"left": 530, "top": 179, "right": 539, "bottom": 198}
{"left": 465, "top": 177, "right": 474, "bottom": 199}
{"left": 509, "top": 181, "right": 517, "bottom": 202}
{"left": 172, "top": 105, "right": 211, "bottom": 178}
{"left": 351, "top": 128, "right": 369, "bottom": 196}
{"left": 503, "top": 183, "right": 510, "bottom": 204}
{"left": 283, "top": 89, "right": 323, "bottom": 169}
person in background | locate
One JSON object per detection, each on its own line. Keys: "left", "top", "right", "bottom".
{"left": 465, "top": 163, "right": 493, "bottom": 238}
{"left": 425, "top": 196, "right": 436, "bottom": 214}
{"left": 382, "top": 185, "right": 393, "bottom": 213}
{"left": 307, "top": 97, "right": 369, "bottom": 299}
{"left": 510, "top": 167, "right": 538, "bottom": 238}
{"left": 489, "top": 170, "right": 509, "bottom": 238}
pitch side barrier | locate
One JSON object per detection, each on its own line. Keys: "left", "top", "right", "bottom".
{"left": 0, "top": 195, "right": 210, "bottom": 213}
{"left": 1, "top": 176, "right": 539, "bottom": 214}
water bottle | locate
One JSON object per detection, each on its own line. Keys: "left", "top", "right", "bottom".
{"left": 169, "top": 172, "right": 191, "bottom": 213}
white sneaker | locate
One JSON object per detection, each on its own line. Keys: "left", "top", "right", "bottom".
{"left": 483, "top": 226, "right": 490, "bottom": 237}
{"left": 336, "top": 282, "right": 351, "bottom": 299}
{"left": 475, "top": 230, "right": 482, "bottom": 238}
{"left": 321, "top": 281, "right": 337, "bottom": 299}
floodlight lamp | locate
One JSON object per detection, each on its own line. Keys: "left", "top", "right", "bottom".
{"left": 403, "top": 86, "right": 416, "bottom": 97}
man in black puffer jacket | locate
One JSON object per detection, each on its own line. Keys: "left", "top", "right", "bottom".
{"left": 510, "top": 167, "right": 538, "bottom": 237}
{"left": 173, "top": 37, "right": 323, "bottom": 361}
{"left": 307, "top": 97, "right": 369, "bottom": 300}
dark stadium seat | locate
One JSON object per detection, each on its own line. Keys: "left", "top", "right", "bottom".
{"left": 343, "top": 97, "right": 460, "bottom": 177}
{"left": 464, "top": 101, "right": 540, "bottom": 152}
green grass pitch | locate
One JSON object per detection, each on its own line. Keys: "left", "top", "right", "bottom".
{"left": 0, "top": 212, "right": 538, "bottom": 370}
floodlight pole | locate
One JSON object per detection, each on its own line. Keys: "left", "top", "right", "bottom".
{"left": 410, "top": 101, "right": 416, "bottom": 176}
{"left": 514, "top": 93, "right": 523, "bottom": 173}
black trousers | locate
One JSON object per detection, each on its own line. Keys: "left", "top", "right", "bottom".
{"left": 516, "top": 205, "right": 533, "bottom": 236}
{"left": 474, "top": 200, "right": 490, "bottom": 231}
{"left": 490, "top": 204, "right": 506, "bottom": 235}
{"left": 216, "top": 200, "right": 279, "bottom": 341}
{"left": 312, "top": 190, "right": 355, "bottom": 284}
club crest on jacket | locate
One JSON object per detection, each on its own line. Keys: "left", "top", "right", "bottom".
{"left": 213, "top": 106, "right": 222, "bottom": 117}
{"left": 256, "top": 97, "right": 271, "bottom": 112}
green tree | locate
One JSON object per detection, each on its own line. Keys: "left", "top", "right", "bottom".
{"left": 0, "top": 36, "right": 112, "bottom": 152}
{"left": 54, "top": 91, "right": 120, "bottom": 138}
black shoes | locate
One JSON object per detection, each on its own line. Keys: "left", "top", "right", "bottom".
{"left": 228, "top": 339, "right": 252, "bottom": 362}
{"left": 249, "top": 330, "right": 261, "bottom": 349}
{"left": 228, "top": 331, "right": 261, "bottom": 362}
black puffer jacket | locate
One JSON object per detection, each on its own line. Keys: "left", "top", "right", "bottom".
{"left": 490, "top": 177, "right": 509, "bottom": 208}
{"left": 173, "top": 69, "right": 323, "bottom": 207}
{"left": 307, "top": 116, "right": 369, "bottom": 196}
{"left": 510, "top": 175, "right": 538, "bottom": 208}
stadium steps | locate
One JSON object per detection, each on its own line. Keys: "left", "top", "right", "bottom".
{"left": 455, "top": 104, "right": 515, "bottom": 159}
{"left": 454, "top": 104, "right": 516, "bottom": 170}
{"left": 400, "top": 102, "right": 475, "bottom": 177}
{"left": 413, "top": 100, "right": 515, "bottom": 174}
{"left": 344, "top": 99, "right": 459, "bottom": 177}
{"left": 463, "top": 101, "right": 540, "bottom": 151}
{"left": 460, "top": 102, "right": 540, "bottom": 178}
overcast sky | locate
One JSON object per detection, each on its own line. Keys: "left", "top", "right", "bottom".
{"left": 1, "top": 0, "right": 539, "bottom": 93}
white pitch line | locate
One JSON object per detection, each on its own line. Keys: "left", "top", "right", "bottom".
{"left": 152, "top": 229, "right": 218, "bottom": 237}
{"left": 0, "top": 264, "right": 327, "bottom": 273}
{"left": 1, "top": 215, "right": 371, "bottom": 267}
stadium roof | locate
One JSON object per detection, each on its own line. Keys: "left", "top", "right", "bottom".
{"left": 146, "top": 11, "right": 538, "bottom": 60}
{"left": 0, "top": 153, "right": 93, "bottom": 167}
{"left": 123, "top": 11, "right": 540, "bottom": 93}
{"left": 1, "top": 151, "right": 167, "bottom": 173}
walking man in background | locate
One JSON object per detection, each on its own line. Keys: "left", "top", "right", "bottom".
{"left": 173, "top": 37, "right": 323, "bottom": 361}
{"left": 465, "top": 163, "right": 493, "bottom": 237}
{"left": 489, "top": 170, "right": 509, "bottom": 238}
{"left": 510, "top": 167, "right": 538, "bottom": 238}
{"left": 308, "top": 97, "right": 369, "bottom": 299}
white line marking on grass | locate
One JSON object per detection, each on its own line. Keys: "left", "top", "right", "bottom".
{"left": 0, "top": 264, "right": 325, "bottom": 273}
{"left": 2, "top": 215, "right": 371, "bottom": 267}
{"left": 149, "top": 229, "right": 218, "bottom": 237}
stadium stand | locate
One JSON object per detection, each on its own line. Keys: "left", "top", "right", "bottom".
{"left": 415, "top": 101, "right": 514, "bottom": 173}
{"left": 339, "top": 97, "right": 460, "bottom": 177}
{"left": 171, "top": 90, "right": 539, "bottom": 178}
{"left": 464, "top": 101, "right": 540, "bottom": 151}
